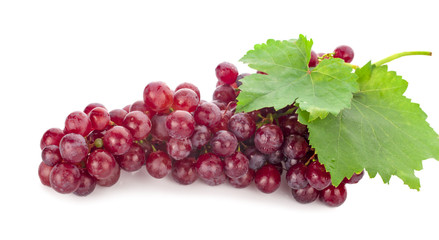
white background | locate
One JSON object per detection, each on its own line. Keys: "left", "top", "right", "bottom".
{"left": 1, "top": 0, "right": 438, "bottom": 239}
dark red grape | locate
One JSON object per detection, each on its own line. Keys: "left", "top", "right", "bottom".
{"left": 319, "top": 184, "right": 347, "bottom": 207}
{"left": 282, "top": 134, "right": 309, "bottom": 160}
{"left": 59, "top": 133, "right": 89, "bottom": 164}
{"left": 172, "top": 157, "right": 198, "bottom": 185}
{"left": 254, "top": 164, "right": 281, "bottom": 194}
{"left": 74, "top": 171, "right": 97, "bottom": 196}
{"left": 103, "top": 126, "right": 133, "bottom": 155}
{"left": 213, "top": 85, "right": 236, "bottom": 104}
{"left": 254, "top": 123, "right": 284, "bottom": 154}
{"left": 343, "top": 170, "right": 364, "bottom": 184}
{"left": 305, "top": 161, "right": 331, "bottom": 190}
{"left": 333, "top": 45, "right": 354, "bottom": 63}
{"left": 194, "top": 102, "right": 221, "bottom": 128}
{"left": 267, "top": 149, "right": 285, "bottom": 165}
{"left": 165, "top": 110, "right": 195, "bottom": 139}
{"left": 49, "top": 163, "right": 81, "bottom": 194}
{"left": 215, "top": 62, "right": 238, "bottom": 84}
{"left": 286, "top": 162, "right": 308, "bottom": 189}
{"left": 203, "top": 172, "right": 227, "bottom": 186}
{"left": 40, "top": 128, "right": 65, "bottom": 150}
{"left": 116, "top": 144, "right": 146, "bottom": 172}
{"left": 167, "top": 137, "right": 192, "bottom": 160}
{"left": 224, "top": 152, "right": 249, "bottom": 178}
{"left": 291, "top": 185, "right": 319, "bottom": 204}
{"left": 190, "top": 125, "right": 212, "bottom": 149}
{"left": 88, "top": 107, "right": 110, "bottom": 131}
{"left": 86, "top": 149, "right": 118, "bottom": 180}
{"left": 109, "top": 109, "right": 128, "bottom": 126}
{"left": 228, "top": 112, "right": 256, "bottom": 141}
{"left": 41, "top": 145, "right": 62, "bottom": 166}
{"left": 122, "top": 111, "right": 152, "bottom": 141}
{"left": 172, "top": 88, "right": 200, "bottom": 112}
{"left": 278, "top": 114, "right": 308, "bottom": 136}
{"left": 228, "top": 169, "right": 254, "bottom": 188}
{"left": 64, "top": 111, "right": 92, "bottom": 136}
{"left": 308, "top": 50, "right": 318, "bottom": 67}
{"left": 84, "top": 103, "right": 106, "bottom": 115}
{"left": 143, "top": 81, "right": 174, "bottom": 112}
{"left": 146, "top": 150, "right": 172, "bottom": 179}
{"left": 175, "top": 82, "right": 200, "bottom": 99}
{"left": 38, "top": 161, "right": 53, "bottom": 187}
{"left": 195, "top": 153, "right": 224, "bottom": 181}
{"left": 210, "top": 130, "right": 238, "bottom": 157}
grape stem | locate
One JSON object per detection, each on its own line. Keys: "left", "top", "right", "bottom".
{"left": 374, "top": 51, "right": 432, "bottom": 67}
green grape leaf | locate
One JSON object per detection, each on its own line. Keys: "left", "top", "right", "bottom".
{"left": 237, "top": 35, "right": 359, "bottom": 121}
{"left": 298, "top": 62, "right": 439, "bottom": 189}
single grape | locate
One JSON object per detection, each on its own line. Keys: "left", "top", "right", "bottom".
{"left": 212, "top": 85, "right": 236, "bottom": 104}
{"left": 278, "top": 114, "right": 308, "bottom": 137}
{"left": 210, "top": 110, "right": 232, "bottom": 133}
{"left": 224, "top": 152, "right": 249, "bottom": 178}
{"left": 143, "top": 81, "right": 174, "bottom": 113}
{"left": 40, "top": 128, "right": 65, "bottom": 150}
{"left": 151, "top": 114, "right": 170, "bottom": 141}
{"left": 267, "top": 149, "right": 285, "bottom": 165}
{"left": 319, "top": 184, "right": 347, "bottom": 207}
{"left": 59, "top": 133, "right": 89, "bottom": 164}
{"left": 342, "top": 170, "right": 364, "bottom": 184}
{"left": 122, "top": 111, "right": 152, "bottom": 141}
{"left": 291, "top": 185, "right": 319, "bottom": 204}
{"left": 165, "top": 110, "right": 195, "bottom": 139}
{"left": 49, "top": 163, "right": 81, "bottom": 194}
{"left": 254, "top": 123, "right": 284, "bottom": 154}
{"left": 88, "top": 107, "right": 110, "bottom": 131}
{"left": 96, "top": 163, "right": 121, "bottom": 187}
{"left": 123, "top": 105, "right": 130, "bottom": 112}
{"left": 175, "top": 82, "right": 201, "bottom": 99}
{"left": 109, "top": 109, "right": 128, "bottom": 126}
{"left": 172, "top": 157, "right": 198, "bottom": 185}
{"left": 254, "top": 164, "right": 281, "bottom": 194}
{"left": 190, "top": 125, "right": 212, "bottom": 149}
{"left": 84, "top": 103, "right": 106, "bottom": 115}
{"left": 210, "top": 130, "right": 238, "bottom": 157}
{"left": 202, "top": 172, "right": 227, "bottom": 186}
{"left": 167, "top": 137, "right": 192, "bottom": 160}
{"left": 86, "top": 149, "right": 118, "bottom": 180}
{"left": 172, "top": 88, "right": 200, "bottom": 112}
{"left": 38, "top": 161, "right": 53, "bottom": 187}
{"left": 41, "top": 145, "right": 62, "bottom": 166}
{"left": 73, "top": 170, "right": 97, "bottom": 196}
{"left": 282, "top": 134, "right": 309, "bottom": 160}
{"left": 215, "top": 62, "right": 238, "bottom": 84}
{"left": 195, "top": 153, "right": 224, "bottom": 181}
{"left": 235, "top": 73, "right": 250, "bottom": 87}
{"left": 228, "top": 169, "right": 254, "bottom": 188}
{"left": 308, "top": 50, "right": 318, "bottom": 67}
{"left": 333, "top": 45, "right": 354, "bottom": 63}
{"left": 305, "top": 161, "right": 331, "bottom": 190}
{"left": 228, "top": 112, "right": 256, "bottom": 141}
{"left": 64, "top": 111, "right": 92, "bottom": 136}
{"left": 194, "top": 102, "right": 222, "bottom": 128}
{"left": 116, "top": 144, "right": 146, "bottom": 172}
{"left": 130, "top": 100, "right": 156, "bottom": 119}
{"left": 146, "top": 150, "right": 172, "bottom": 179}
{"left": 244, "top": 146, "right": 267, "bottom": 171}
{"left": 285, "top": 162, "right": 308, "bottom": 189}
{"left": 103, "top": 126, "right": 133, "bottom": 155}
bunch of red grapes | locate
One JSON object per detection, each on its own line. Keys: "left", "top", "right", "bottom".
{"left": 38, "top": 45, "right": 363, "bottom": 207}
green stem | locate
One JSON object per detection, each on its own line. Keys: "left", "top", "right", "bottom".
{"left": 374, "top": 51, "right": 432, "bottom": 67}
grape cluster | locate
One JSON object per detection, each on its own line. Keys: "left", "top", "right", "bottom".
{"left": 38, "top": 45, "right": 362, "bottom": 207}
